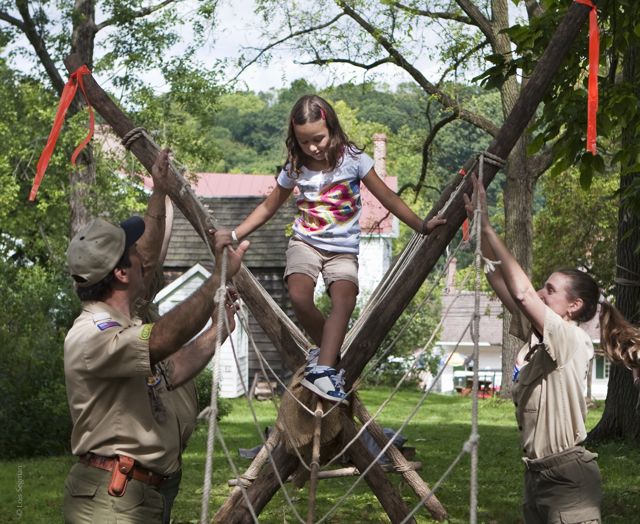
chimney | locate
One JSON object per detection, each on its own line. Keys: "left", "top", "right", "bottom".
{"left": 373, "top": 133, "right": 387, "bottom": 178}
{"left": 446, "top": 257, "right": 457, "bottom": 293}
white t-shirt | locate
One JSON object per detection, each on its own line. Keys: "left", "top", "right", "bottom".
{"left": 276, "top": 150, "right": 374, "bottom": 254}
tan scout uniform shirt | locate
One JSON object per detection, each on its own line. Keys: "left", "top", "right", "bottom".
{"left": 64, "top": 301, "right": 196, "bottom": 475}
{"left": 511, "top": 307, "right": 593, "bottom": 460}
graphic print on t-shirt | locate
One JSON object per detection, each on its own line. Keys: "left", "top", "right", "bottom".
{"left": 296, "top": 179, "right": 359, "bottom": 233}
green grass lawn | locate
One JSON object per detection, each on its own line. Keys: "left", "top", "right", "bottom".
{"left": 1, "top": 388, "right": 639, "bottom": 523}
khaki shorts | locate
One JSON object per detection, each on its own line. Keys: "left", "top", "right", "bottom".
{"left": 284, "top": 236, "right": 359, "bottom": 291}
{"left": 522, "top": 446, "right": 602, "bottom": 523}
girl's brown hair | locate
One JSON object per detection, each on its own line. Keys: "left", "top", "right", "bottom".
{"left": 559, "top": 268, "right": 640, "bottom": 368}
{"left": 285, "top": 95, "right": 359, "bottom": 177}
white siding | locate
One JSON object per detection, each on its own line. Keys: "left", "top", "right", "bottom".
{"left": 155, "top": 264, "right": 249, "bottom": 398}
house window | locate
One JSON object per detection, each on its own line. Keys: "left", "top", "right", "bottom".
{"left": 595, "top": 356, "right": 610, "bottom": 379}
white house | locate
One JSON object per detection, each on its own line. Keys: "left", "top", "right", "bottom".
{"left": 426, "top": 258, "right": 609, "bottom": 399}
{"left": 154, "top": 264, "right": 249, "bottom": 398}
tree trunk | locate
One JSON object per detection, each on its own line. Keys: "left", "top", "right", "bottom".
{"left": 68, "top": 0, "right": 97, "bottom": 236}
{"left": 588, "top": 38, "right": 640, "bottom": 443}
{"left": 500, "top": 138, "right": 535, "bottom": 398}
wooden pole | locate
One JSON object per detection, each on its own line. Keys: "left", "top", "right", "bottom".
{"left": 340, "top": 413, "right": 416, "bottom": 524}
{"left": 213, "top": 440, "right": 300, "bottom": 523}
{"left": 339, "top": 1, "right": 597, "bottom": 383}
{"left": 227, "top": 462, "right": 424, "bottom": 485}
{"left": 353, "top": 397, "right": 447, "bottom": 520}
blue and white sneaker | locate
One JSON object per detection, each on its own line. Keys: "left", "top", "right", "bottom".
{"left": 301, "top": 367, "right": 349, "bottom": 404}
{"left": 304, "top": 347, "right": 321, "bottom": 375}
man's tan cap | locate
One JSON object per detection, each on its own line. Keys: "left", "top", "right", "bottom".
{"left": 66, "top": 216, "right": 145, "bottom": 287}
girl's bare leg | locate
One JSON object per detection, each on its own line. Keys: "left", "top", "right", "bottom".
{"left": 287, "top": 273, "right": 325, "bottom": 347}
{"left": 317, "top": 280, "right": 357, "bottom": 367}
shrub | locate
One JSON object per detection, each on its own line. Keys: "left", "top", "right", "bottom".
{"left": 195, "top": 368, "right": 233, "bottom": 420}
{"left": 0, "top": 263, "right": 78, "bottom": 458}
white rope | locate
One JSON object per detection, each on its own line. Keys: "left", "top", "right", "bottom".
{"left": 468, "top": 154, "right": 485, "bottom": 524}
{"left": 200, "top": 249, "right": 228, "bottom": 524}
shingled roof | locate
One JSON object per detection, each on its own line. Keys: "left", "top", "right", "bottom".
{"left": 164, "top": 197, "right": 297, "bottom": 270}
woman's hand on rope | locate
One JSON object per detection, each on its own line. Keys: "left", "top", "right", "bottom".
{"left": 463, "top": 174, "right": 490, "bottom": 230}
{"left": 151, "top": 148, "right": 171, "bottom": 194}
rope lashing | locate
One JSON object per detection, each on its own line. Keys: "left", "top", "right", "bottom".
{"left": 121, "top": 127, "right": 149, "bottom": 149}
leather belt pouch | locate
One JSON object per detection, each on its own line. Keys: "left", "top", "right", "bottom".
{"left": 108, "top": 455, "right": 135, "bottom": 497}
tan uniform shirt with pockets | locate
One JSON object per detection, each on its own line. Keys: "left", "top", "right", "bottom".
{"left": 64, "top": 301, "right": 195, "bottom": 476}
{"left": 511, "top": 306, "right": 593, "bottom": 460}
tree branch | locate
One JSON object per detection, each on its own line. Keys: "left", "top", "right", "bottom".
{"left": 0, "top": 9, "right": 25, "bottom": 30}
{"left": 525, "top": 0, "right": 544, "bottom": 19}
{"left": 300, "top": 56, "right": 394, "bottom": 70}
{"left": 415, "top": 112, "right": 459, "bottom": 201}
{"left": 530, "top": 147, "right": 555, "bottom": 181}
{"left": 390, "top": 1, "right": 473, "bottom": 26}
{"left": 455, "top": 0, "right": 497, "bottom": 47}
{"left": 437, "top": 38, "right": 488, "bottom": 83}
{"left": 336, "top": 1, "right": 499, "bottom": 136}
{"left": 95, "top": 0, "right": 178, "bottom": 32}
{"left": 229, "top": 12, "right": 346, "bottom": 84}
{"left": 15, "top": 0, "right": 65, "bottom": 94}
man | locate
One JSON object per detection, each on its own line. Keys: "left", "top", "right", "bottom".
{"left": 62, "top": 150, "right": 249, "bottom": 522}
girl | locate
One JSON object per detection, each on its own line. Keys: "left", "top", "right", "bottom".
{"left": 216, "top": 95, "right": 445, "bottom": 403}
{"left": 463, "top": 174, "right": 640, "bottom": 522}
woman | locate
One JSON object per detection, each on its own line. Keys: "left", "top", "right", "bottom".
{"left": 463, "top": 175, "right": 610, "bottom": 522}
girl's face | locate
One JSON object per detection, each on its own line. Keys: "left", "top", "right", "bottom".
{"left": 293, "top": 119, "right": 330, "bottom": 164}
{"left": 537, "top": 272, "right": 582, "bottom": 321}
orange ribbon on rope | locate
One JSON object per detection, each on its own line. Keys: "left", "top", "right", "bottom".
{"left": 29, "top": 65, "right": 95, "bottom": 201}
{"left": 575, "top": 0, "right": 599, "bottom": 155}
{"left": 459, "top": 167, "right": 470, "bottom": 241}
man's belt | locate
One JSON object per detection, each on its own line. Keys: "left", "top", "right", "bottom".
{"left": 79, "top": 453, "right": 166, "bottom": 496}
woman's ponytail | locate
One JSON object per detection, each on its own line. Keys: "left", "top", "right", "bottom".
{"left": 599, "top": 300, "right": 640, "bottom": 368}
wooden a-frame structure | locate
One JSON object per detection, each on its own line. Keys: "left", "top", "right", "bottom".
{"left": 64, "top": 3, "right": 595, "bottom": 521}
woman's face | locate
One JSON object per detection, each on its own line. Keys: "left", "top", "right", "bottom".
{"left": 293, "top": 119, "right": 330, "bottom": 162}
{"left": 537, "top": 272, "right": 579, "bottom": 320}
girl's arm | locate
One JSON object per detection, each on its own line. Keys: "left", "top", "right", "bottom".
{"left": 362, "top": 169, "right": 446, "bottom": 233}
{"left": 216, "top": 183, "right": 293, "bottom": 250}
{"left": 469, "top": 176, "right": 546, "bottom": 333}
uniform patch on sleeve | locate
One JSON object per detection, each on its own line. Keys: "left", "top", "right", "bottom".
{"left": 140, "top": 323, "right": 154, "bottom": 341}
{"left": 96, "top": 321, "right": 121, "bottom": 331}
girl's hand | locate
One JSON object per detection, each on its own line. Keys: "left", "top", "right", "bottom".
{"left": 422, "top": 215, "right": 447, "bottom": 234}
{"left": 211, "top": 229, "right": 250, "bottom": 281}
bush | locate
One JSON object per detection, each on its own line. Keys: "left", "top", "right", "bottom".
{"left": 0, "top": 263, "right": 78, "bottom": 458}
{"left": 194, "top": 368, "right": 233, "bottom": 420}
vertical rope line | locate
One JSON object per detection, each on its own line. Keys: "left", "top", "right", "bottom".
{"left": 469, "top": 154, "right": 485, "bottom": 524}
{"left": 200, "top": 249, "right": 228, "bottom": 524}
